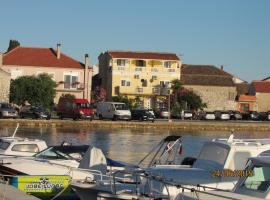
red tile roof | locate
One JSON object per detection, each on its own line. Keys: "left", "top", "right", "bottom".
{"left": 252, "top": 81, "right": 270, "bottom": 93}
{"left": 107, "top": 51, "right": 180, "bottom": 60}
{"left": 3, "top": 46, "right": 84, "bottom": 69}
{"left": 238, "top": 95, "right": 256, "bottom": 101}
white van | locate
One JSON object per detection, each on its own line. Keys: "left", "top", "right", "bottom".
{"left": 96, "top": 102, "right": 131, "bottom": 120}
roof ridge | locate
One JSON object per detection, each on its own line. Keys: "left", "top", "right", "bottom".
{"left": 3, "top": 46, "right": 21, "bottom": 56}
{"left": 108, "top": 50, "right": 177, "bottom": 55}
{"left": 50, "top": 48, "right": 84, "bottom": 66}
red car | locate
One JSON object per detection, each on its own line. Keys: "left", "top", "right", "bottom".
{"left": 57, "top": 97, "right": 95, "bottom": 120}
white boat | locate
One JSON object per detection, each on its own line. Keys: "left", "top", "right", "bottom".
{"left": 70, "top": 135, "right": 270, "bottom": 200}
{"left": 176, "top": 153, "right": 270, "bottom": 200}
{"left": 0, "top": 124, "right": 48, "bottom": 157}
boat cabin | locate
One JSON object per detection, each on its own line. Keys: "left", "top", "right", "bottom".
{"left": 0, "top": 137, "right": 47, "bottom": 157}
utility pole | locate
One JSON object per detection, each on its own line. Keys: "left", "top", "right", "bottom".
{"left": 168, "top": 88, "right": 172, "bottom": 122}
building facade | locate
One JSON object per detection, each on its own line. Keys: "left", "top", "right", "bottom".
{"left": 0, "top": 68, "right": 11, "bottom": 103}
{"left": 181, "top": 64, "right": 237, "bottom": 111}
{"left": 98, "top": 51, "right": 181, "bottom": 108}
{"left": 249, "top": 81, "right": 270, "bottom": 112}
{"left": 1, "top": 45, "right": 92, "bottom": 103}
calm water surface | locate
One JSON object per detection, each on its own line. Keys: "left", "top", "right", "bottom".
{"left": 0, "top": 125, "right": 269, "bottom": 165}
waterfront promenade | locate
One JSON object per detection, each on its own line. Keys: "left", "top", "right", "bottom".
{"left": 0, "top": 119, "right": 270, "bottom": 132}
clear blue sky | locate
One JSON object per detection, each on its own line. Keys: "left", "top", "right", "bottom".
{"left": 1, "top": 0, "right": 269, "bottom": 82}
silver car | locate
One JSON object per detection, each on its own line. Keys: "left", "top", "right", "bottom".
{"left": 0, "top": 103, "right": 18, "bottom": 119}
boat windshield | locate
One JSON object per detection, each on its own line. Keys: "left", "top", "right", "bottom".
{"left": 198, "top": 143, "right": 229, "bottom": 165}
{"left": 0, "top": 140, "right": 10, "bottom": 150}
{"left": 35, "top": 147, "right": 73, "bottom": 160}
{"left": 114, "top": 104, "right": 128, "bottom": 110}
{"left": 241, "top": 165, "right": 270, "bottom": 192}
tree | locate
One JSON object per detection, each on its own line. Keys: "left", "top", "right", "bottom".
{"left": 171, "top": 79, "right": 183, "bottom": 92}
{"left": 10, "top": 73, "right": 57, "bottom": 109}
{"left": 170, "top": 80, "right": 206, "bottom": 111}
{"left": 7, "top": 39, "right": 20, "bottom": 52}
{"left": 92, "top": 86, "right": 106, "bottom": 103}
{"left": 61, "top": 93, "right": 76, "bottom": 99}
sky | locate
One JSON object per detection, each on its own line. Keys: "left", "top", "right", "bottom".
{"left": 0, "top": 0, "right": 269, "bottom": 82}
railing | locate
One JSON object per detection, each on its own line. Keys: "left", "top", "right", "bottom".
{"left": 151, "top": 68, "right": 159, "bottom": 72}
{"left": 135, "top": 87, "right": 143, "bottom": 94}
{"left": 135, "top": 67, "right": 142, "bottom": 71}
{"left": 168, "top": 68, "right": 175, "bottom": 72}
{"left": 152, "top": 87, "right": 160, "bottom": 95}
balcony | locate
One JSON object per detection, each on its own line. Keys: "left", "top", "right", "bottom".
{"left": 135, "top": 67, "right": 143, "bottom": 72}
{"left": 135, "top": 87, "right": 143, "bottom": 94}
{"left": 116, "top": 86, "right": 169, "bottom": 96}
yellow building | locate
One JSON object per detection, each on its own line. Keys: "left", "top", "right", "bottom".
{"left": 98, "top": 51, "right": 181, "bottom": 109}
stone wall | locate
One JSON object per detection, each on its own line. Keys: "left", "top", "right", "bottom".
{"left": 0, "top": 69, "right": 11, "bottom": 102}
{"left": 256, "top": 93, "right": 270, "bottom": 112}
{"left": 184, "top": 85, "right": 237, "bottom": 111}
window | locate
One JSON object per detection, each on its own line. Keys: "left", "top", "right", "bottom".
{"left": 198, "top": 144, "right": 229, "bottom": 165}
{"left": 152, "top": 75, "right": 157, "bottom": 80}
{"left": 117, "top": 59, "right": 126, "bottom": 66}
{"left": 136, "top": 88, "right": 143, "bottom": 93}
{"left": 0, "top": 140, "right": 10, "bottom": 150}
{"left": 164, "top": 61, "right": 172, "bottom": 68}
{"left": 136, "top": 60, "right": 145, "bottom": 67}
{"left": 241, "top": 165, "right": 270, "bottom": 192}
{"left": 141, "top": 79, "right": 147, "bottom": 87}
{"left": 160, "top": 81, "right": 170, "bottom": 88}
{"left": 35, "top": 147, "right": 72, "bottom": 160}
{"left": 64, "top": 75, "right": 78, "bottom": 89}
{"left": 134, "top": 75, "right": 140, "bottom": 79}
{"left": 151, "top": 68, "right": 158, "bottom": 72}
{"left": 115, "top": 104, "right": 129, "bottom": 110}
{"left": 121, "top": 80, "right": 131, "bottom": 87}
{"left": 11, "top": 144, "right": 39, "bottom": 153}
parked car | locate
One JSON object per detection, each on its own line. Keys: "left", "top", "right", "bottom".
{"left": 57, "top": 97, "right": 95, "bottom": 120}
{"left": 96, "top": 102, "right": 131, "bottom": 120}
{"left": 242, "top": 111, "right": 260, "bottom": 120}
{"left": 259, "top": 112, "right": 270, "bottom": 121}
{"left": 199, "top": 111, "right": 216, "bottom": 120}
{"left": 181, "top": 110, "right": 193, "bottom": 120}
{"left": 0, "top": 103, "right": 18, "bottom": 119}
{"left": 214, "top": 110, "right": 230, "bottom": 120}
{"left": 131, "top": 109, "right": 155, "bottom": 122}
{"left": 228, "top": 110, "right": 242, "bottom": 120}
{"left": 156, "top": 108, "right": 170, "bottom": 119}
{"left": 20, "top": 106, "right": 51, "bottom": 120}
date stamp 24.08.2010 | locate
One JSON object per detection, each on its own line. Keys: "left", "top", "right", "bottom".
{"left": 211, "top": 169, "right": 253, "bottom": 177}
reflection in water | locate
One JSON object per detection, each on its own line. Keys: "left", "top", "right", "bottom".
{"left": 0, "top": 125, "right": 268, "bottom": 164}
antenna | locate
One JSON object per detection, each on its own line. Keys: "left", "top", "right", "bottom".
{"left": 12, "top": 123, "right": 19, "bottom": 138}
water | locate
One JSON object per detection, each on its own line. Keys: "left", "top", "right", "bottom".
{"left": 0, "top": 125, "right": 269, "bottom": 164}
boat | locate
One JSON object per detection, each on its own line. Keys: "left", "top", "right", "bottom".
{"left": 0, "top": 124, "right": 48, "bottom": 157}
{"left": 70, "top": 135, "right": 270, "bottom": 200}
{"left": 175, "top": 152, "right": 270, "bottom": 200}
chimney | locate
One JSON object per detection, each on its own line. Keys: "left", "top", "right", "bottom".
{"left": 56, "top": 44, "right": 61, "bottom": 59}
{"left": 84, "top": 53, "right": 89, "bottom": 69}
{"left": 220, "top": 65, "right": 224, "bottom": 71}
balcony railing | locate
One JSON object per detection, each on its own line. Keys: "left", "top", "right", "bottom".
{"left": 135, "top": 87, "right": 143, "bottom": 94}
{"left": 118, "top": 86, "right": 169, "bottom": 96}
{"left": 168, "top": 68, "right": 176, "bottom": 72}
{"left": 135, "top": 67, "right": 142, "bottom": 71}
{"left": 151, "top": 68, "right": 159, "bottom": 72}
